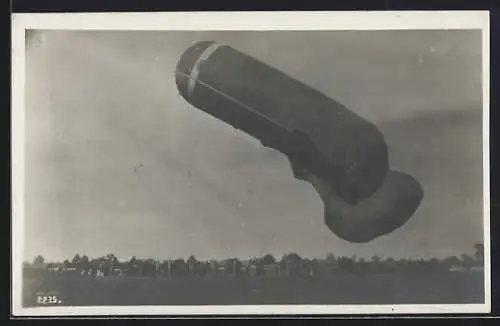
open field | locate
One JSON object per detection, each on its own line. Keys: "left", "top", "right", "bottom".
{"left": 22, "top": 272, "right": 484, "bottom": 307}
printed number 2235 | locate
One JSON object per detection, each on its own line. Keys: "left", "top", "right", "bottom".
{"left": 37, "top": 296, "right": 61, "bottom": 304}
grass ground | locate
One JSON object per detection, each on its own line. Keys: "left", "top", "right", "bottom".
{"left": 23, "top": 272, "right": 485, "bottom": 307}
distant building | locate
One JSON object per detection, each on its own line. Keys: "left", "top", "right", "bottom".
{"left": 58, "top": 262, "right": 81, "bottom": 275}
{"left": 158, "top": 260, "right": 172, "bottom": 276}
{"left": 46, "top": 263, "right": 63, "bottom": 273}
{"left": 263, "top": 263, "right": 280, "bottom": 276}
{"left": 24, "top": 263, "right": 48, "bottom": 277}
{"left": 110, "top": 263, "right": 127, "bottom": 276}
{"left": 240, "top": 260, "right": 253, "bottom": 275}
{"left": 280, "top": 253, "right": 307, "bottom": 276}
{"left": 246, "top": 262, "right": 258, "bottom": 277}
{"left": 280, "top": 260, "right": 296, "bottom": 276}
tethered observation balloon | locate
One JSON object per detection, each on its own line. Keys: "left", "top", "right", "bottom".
{"left": 175, "top": 41, "right": 424, "bottom": 243}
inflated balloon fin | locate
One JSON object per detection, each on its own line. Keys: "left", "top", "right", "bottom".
{"left": 175, "top": 41, "right": 424, "bottom": 243}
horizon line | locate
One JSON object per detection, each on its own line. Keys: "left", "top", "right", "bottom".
{"left": 26, "top": 245, "right": 484, "bottom": 264}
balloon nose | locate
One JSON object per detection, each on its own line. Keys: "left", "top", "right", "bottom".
{"left": 175, "top": 40, "right": 219, "bottom": 100}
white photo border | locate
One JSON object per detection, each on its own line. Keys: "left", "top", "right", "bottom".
{"left": 11, "top": 10, "right": 491, "bottom": 316}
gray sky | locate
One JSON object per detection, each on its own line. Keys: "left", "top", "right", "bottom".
{"left": 23, "top": 30, "right": 484, "bottom": 262}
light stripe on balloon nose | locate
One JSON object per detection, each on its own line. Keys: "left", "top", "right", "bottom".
{"left": 186, "top": 42, "right": 222, "bottom": 99}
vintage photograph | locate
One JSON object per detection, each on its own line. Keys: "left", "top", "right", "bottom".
{"left": 11, "top": 12, "right": 490, "bottom": 316}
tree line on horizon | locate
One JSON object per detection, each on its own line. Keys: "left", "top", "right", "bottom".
{"left": 24, "top": 243, "right": 484, "bottom": 278}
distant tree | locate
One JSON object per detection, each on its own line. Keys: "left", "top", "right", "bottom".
{"left": 325, "top": 253, "right": 336, "bottom": 263}
{"left": 251, "top": 254, "right": 276, "bottom": 276}
{"left": 63, "top": 259, "right": 69, "bottom": 266}
{"left": 233, "top": 259, "right": 242, "bottom": 275}
{"left": 171, "top": 259, "right": 188, "bottom": 277}
{"left": 223, "top": 258, "right": 242, "bottom": 275}
{"left": 443, "top": 256, "right": 461, "bottom": 269}
{"left": 32, "top": 255, "right": 45, "bottom": 266}
{"left": 309, "top": 258, "right": 321, "bottom": 276}
{"left": 370, "top": 254, "right": 381, "bottom": 264}
{"left": 207, "top": 260, "right": 220, "bottom": 276}
{"left": 281, "top": 253, "right": 302, "bottom": 265}
{"left": 461, "top": 253, "right": 475, "bottom": 269}
{"left": 366, "top": 254, "right": 381, "bottom": 272}
{"left": 106, "top": 254, "right": 119, "bottom": 264}
{"left": 428, "top": 258, "right": 444, "bottom": 272}
{"left": 187, "top": 256, "right": 198, "bottom": 275}
{"left": 198, "top": 261, "right": 211, "bottom": 276}
{"left": 127, "top": 256, "right": 139, "bottom": 275}
{"left": 158, "top": 260, "right": 171, "bottom": 276}
{"left": 319, "top": 253, "right": 338, "bottom": 274}
{"left": 80, "top": 255, "right": 90, "bottom": 266}
{"left": 337, "top": 256, "right": 356, "bottom": 272}
{"left": 71, "top": 254, "right": 81, "bottom": 264}
{"left": 99, "top": 259, "right": 113, "bottom": 276}
{"left": 78, "top": 255, "right": 90, "bottom": 274}
{"left": 260, "top": 254, "right": 277, "bottom": 265}
{"left": 279, "top": 253, "right": 303, "bottom": 276}
{"left": 142, "top": 259, "right": 157, "bottom": 276}
{"left": 474, "top": 243, "right": 484, "bottom": 265}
